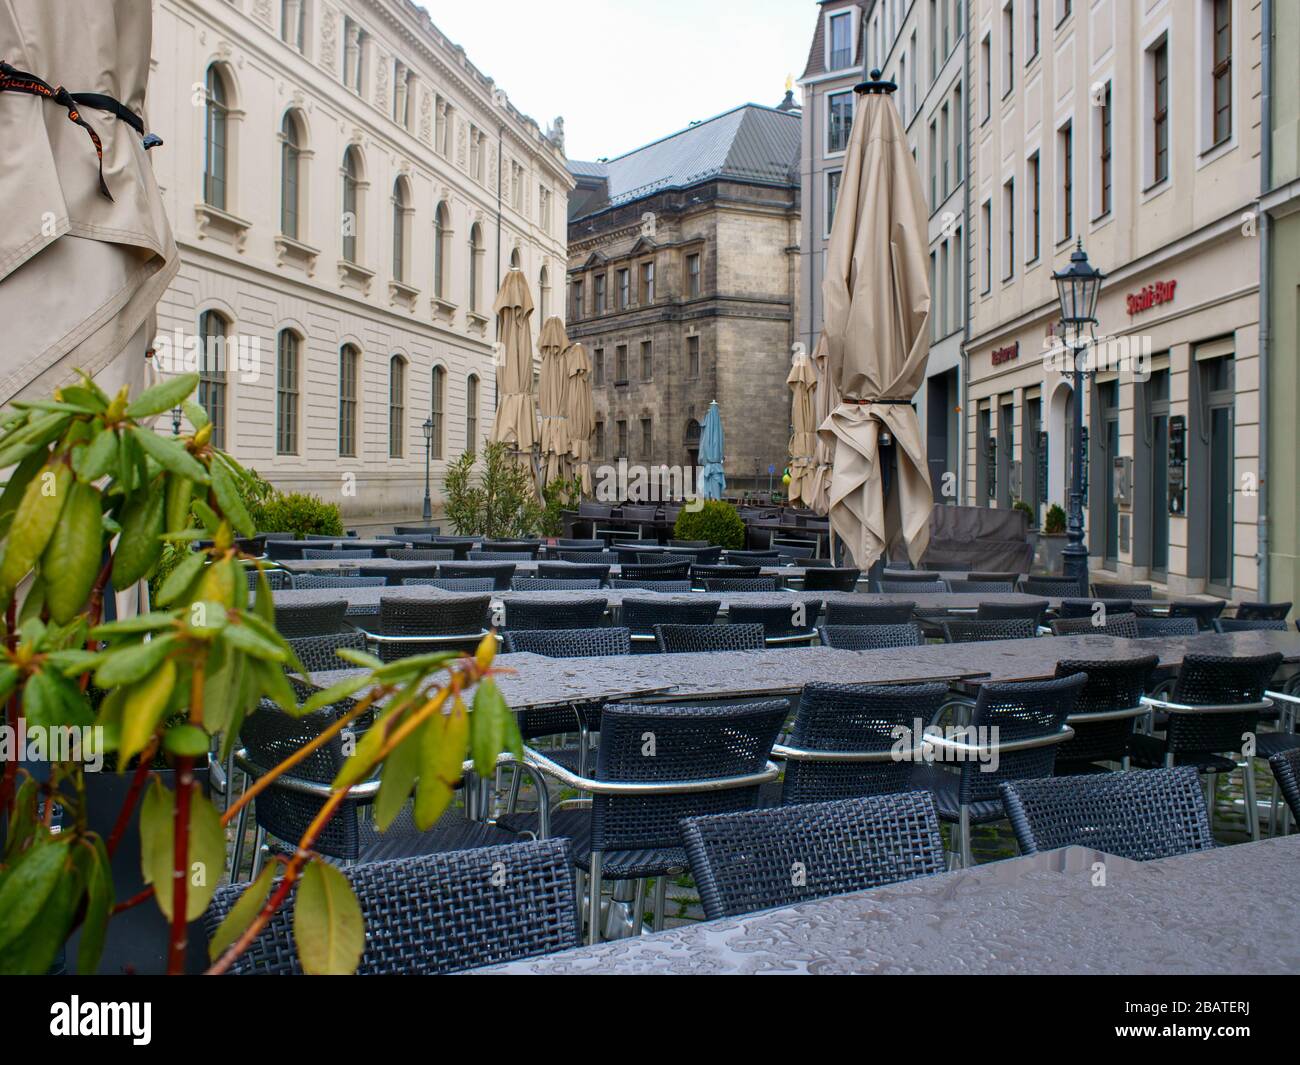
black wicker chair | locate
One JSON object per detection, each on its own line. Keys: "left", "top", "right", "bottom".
{"left": 478, "top": 540, "right": 543, "bottom": 557}
{"left": 245, "top": 567, "right": 294, "bottom": 591}
{"left": 1058, "top": 598, "right": 1133, "bottom": 619}
{"left": 439, "top": 562, "right": 516, "bottom": 590}
{"left": 387, "top": 548, "right": 456, "bottom": 561}
{"left": 692, "top": 564, "right": 762, "bottom": 582}
{"left": 819, "top": 623, "right": 925, "bottom": 650}
{"left": 510, "top": 577, "right": 603, "bottom": 592}
{"left": 610, "top": 579, "right": 693, "bottom": 593}
{"left": 947, "top": 579, "right": 1016, "bottom": 594}
{"left": 879, "top": 579, "right": 948, "bottom": 594}
{"left": 620, "top": 561, "right": 691, "bottom": 581}
{"left": 501, "top": 627, "right": 631, "bottom": 657}
{"left": 977, "top": 599, "right": 1050, "bottom": 625}
{"left": 1132, "top": 652, "right": 1283, "bottom": 838}
{"left": 801, "top": 567, "right": 860, "bottom": 592}
{"left": 1236, "top": 601, "right": 1292, "bottom": 621}
{"left": 725, "top": 550, "right": 781, "bottom": 566}
{"left": 682, "top": 792, "right": 945, "bottom": 920}
{"left": 287, "top": 632, "right": 369, "bottom": 674}
{"left": 360, "top": 563, "right": 439, "bottom": 585}
{"left": 536, "top": 562, "right": 612, "bottom": 583}
{"left": 291, "top": 574, "right": 386, "bottom": 591}
{"left": 468, "top": 550, "right": 534, "bottom": 562}
{"left": 1049, "top": 613, "right": 1141, "bottom": 638}
{"left": 357, "top": 595, "right": 492, "bottom": 661}
{"left": 1052, "top": 655, "right": 1159, "bottom": 771}
{"left": 999, "top": 767, "right": 1215, "bottom": 861}
{"left": 1021, "top": 577, "right": 1086, "bottom": 597}
{"left": 1269, "top": 747, "right": 1300, "bottom": 823}
{"left": 555, "top": 538, "right": 606, "bottom": 550}
{"left": 1169, "top": 600, "right": 1227, "bottom": 631}
{"left": 1135, "top": 616, "right": 1201, "bottom": 638}
{"left": 912, "top": 673, "right": 1085, "bottom": 866}
{"left": 825, "top": 600, "right": 916, "bottom": 625}
{"left": 777, "top": 682, "right": 949, "bottom": 804}
{"left": 702, "top": 577, "right": 780, "bottom": 592}
{"left": 621, "top": 598, "right": 721, "bottom": 651}
{"left": 274, "top": 600, "right": 348, "bottom": 638}
{"left": 877, "top": 570, "right": 942, "bottom": 582}
{"left": 728, "top": 602, "right": 819, "bottom": 645}
{"left": 941, "top": 618, "right": 1036, "bottom": 643}
{"left": 654, "top": 623, "right": 765, "bottom": 654}
{"left": 503, "top": 598, "right": 608, "bottom": 630}
{"left": 1214, "top": 618, "right": 1288, "bottom": 633}
{"left": 512, "top": 699, "right": 787, "bottom": 941}
{"left": 402, "top": 577, "right": 496, "bottom": 592}
{"left": 557, "top": 550, "right": 621, "bottom": 565}
{"left": 206, "top": 839, "right": 577, "bottom": 974}
{"left": 393, "top": 524, "right": 441, "bottom": 536}
{"left": 967, "top": 571, "right": 1022, "bottom": 583}
{"left": 1092, "top": 582, "right": 1153, "bottom": 600}
{"left": 301, "top": 548, "right": 375, "bottom": 559}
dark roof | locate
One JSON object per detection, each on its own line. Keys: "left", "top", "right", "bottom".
{"left": 802, "top": 0, "right": 868, "bottom": 81}
{"left": 565, "top": 104, "right": 800, "bottom": 220}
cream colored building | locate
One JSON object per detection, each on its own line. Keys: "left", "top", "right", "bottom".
{"left": 149, "top": 0, "right": 572, "bottom": 520}
{"left": 965, "top": 0, "right": 1262, "bottom": 599}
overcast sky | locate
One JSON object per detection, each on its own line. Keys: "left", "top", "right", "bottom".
{"left": 418, "top": 0, "right": 814, "bottom": 162}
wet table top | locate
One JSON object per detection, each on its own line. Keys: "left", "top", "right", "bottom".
{"left": 470, "top": 836, "right": 1300, "bottom": 974}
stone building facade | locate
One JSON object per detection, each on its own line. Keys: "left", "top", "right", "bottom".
{"left": 565, "top": 104, "right": 802, "bottom": 497}
{"left": 149, "top": 0, "right": 572, "bottom": 521}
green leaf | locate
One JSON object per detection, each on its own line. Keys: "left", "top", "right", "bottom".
{"left": 0, "top": 664, "right": 19, "bottom": 704}
{"left": 293, "top": 861, "right": 365, "bottom": 975}
{"left": 0, "top": 459, "right": 72, "bottom": 605}
{"left": 58, "top": 385, "right": 108, "bottom": 414}
{"left": 0, "top": 836, "right": 70, "bottom": 953}
{"left": 222, "top": 621, "right": 287, "bottom": 663}
{"left": 4, "top": 777, "right": 40, "bottom": 861}
{"left": 208, "top": 455, "right": 253, "bottom": 537}
{"left": 470, "top": 679, "right": 507, "bottom": 777}
{"left": 372, "top": 651, "right": 460, "bottom": 681}
{"left": 0, "top": 855, "right": 80, "bottom": 975}
{"left": 254, "top": 655, "right": 298, "bottom": 713}
{"left": 93, "top": 633, "right": 177, "bottom": 688}
{"left": 127, "top": 425, "right": 209, "bottom": 484}
{"left": 111, "top": 482, "right": 165, "bottom": 587}
{"left": 41, "top": 480, "right": 104, "bottom": 624}
{"left": 300, "top": 674, "right": 371, "bottom": 715}
{"left": 74, "top": 428, "right": 119, "bottom": 483}
{"left": 140, "top": 780, "right": 226, "bottom": 922}
{"left": 90, "top": 610, "right": 179, "bottom": 638}
{"left": 335, "top": 647, "right": 383, "bottom": 670}
{"left": 21, "top": 667, "right": 94, "bottom": 729}
{"left": 155, "top": 548, "right": 206, "bottom": 606}
{"left": 164, "top": 723, "right": 211, "bottom": 758}
{"left": 0, "top": 447, "right": 50, "bottom": 540}
{"left": 207, "top": 862, "right": 275, "bottom": 963}
{"left": 125, "top": 373, "right": 200, "bottom": 419}
{"left": 373, "top": 725, "right": 421, "bottom": 831}
{"left": 74, "top": 837, "right": 114, "bottom": 975}
{"left": 415, "top": 699, "right": 469, "bottom": 830}
{"left": 182, "top": 400, "right": 210, "bottom": 431}
{"left": 117, "top": 657, "right": 177, "bottom": 766}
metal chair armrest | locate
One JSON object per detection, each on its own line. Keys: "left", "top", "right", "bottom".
{"left": 233, "top": 750, "right": 381, "bottom": 800}
{"left": 516, "top": 747, "right": 780, "bottom": 796}
{"left": 922, "top": 725, "right": 1075, "bottom": 757}
{"left": 1140, "top": 695, "right": 1274, "bottom": 715}
{"left": 1067, "top": 705, "right": 1150, "bottom": 724}
{"left": 772, "top": 742, "right": 927, "bottom": 764}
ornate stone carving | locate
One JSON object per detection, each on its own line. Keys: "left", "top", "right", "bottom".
{"left": 252, "top": 0, "right": 273, "bottom": 24}
{"left": 456, "top": 119, "right": 467, "bottom": 169}
{"left": 320, "top": 6, "right": 338, "bottom": 73}
{"left": 419, "top": 89, "right": 433, "bottom": 143}
{"left": 375, "top": 52, "right": 389, "bottom": 112}
{"left": 546, "top": 116, "right": 565, "bottom": 154}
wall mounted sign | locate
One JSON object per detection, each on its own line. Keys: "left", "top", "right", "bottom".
{"left": 1126, "top": 279, "right": 1177, "bottom": 317}
{"left": 1168, "top": 414, "right": 1187, "bottom": 516}
{"left": 991, "top": 342, "right": 1020, "bottom": 366}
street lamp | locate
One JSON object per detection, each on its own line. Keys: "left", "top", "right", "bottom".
{"left": 421, "top": 417, "right": 433, "bottom": 523}
{"left": 1052, "top": 239, "right": 1106, "bottom": 591}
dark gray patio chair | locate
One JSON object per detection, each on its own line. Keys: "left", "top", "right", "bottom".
{"left": 510, "top": 578, "right": 603, "bottom": 592}
{"left": 728, "top": 602, "right": 818, "bottom": 645}
{"left": 621, "top": 598, "right": 722, "bottom": 651}
{"left": 1214, "top": 618, "right": 1288, "bottom": 633}
{"left": 878, "top": 579, "right": 948, "bottom": 594}
{"left": 357, "top": 595, "right": 491, "bottom": 661}
{"left": 1052, "top": 655, "right": 1159, "bottom": 772}
{"left": 439, "top": 562, "right": 516, "bottom": 590}
{"left": 302, "top": 548, "right": 374, "bottom": 560}
{"left": 825, "top": 600, "right": 916, "bottom": 625}
{"left": 654, "top": 623, "right": 765, "bottom": 654}
{"left": 402, "top": 577, "right": 496, "bottom": 593}
{"left": 1235, "top": 602, "right": 1292, "bottom": 621}
{"left": 287, "top": 632, "right": 369, "bottom": 674}
{"left": 801, "top": 567, "right": 860, "bottom": 592}
{"left": 387, "top": 548, "right": 456, "bottom": 561}
{"left": 941, "top": 618, "right": 1036, "bottom": 643}
{"left": 819, "top": 623, "right": 924, "bottom": 650}
{"left": 291, "top": 574, "right": 386, "bottom": 591}
{"left": 503, "top": 598, "right": 608, "bottom": 630}
{"left": 610, "top": 579, "right": 693, "bottom": 593}
{"left": 273, "top": 600, "right": 348, "bottom": 638}
{"left": 1135, "top": 616, "right": 1200, "bottom": 638}
{"left": 502, "top": 627, "right": 631, "bottom": 658}
{"left": 1049, "top": 613, "right": 1140, "bottom": 638}
{"left": 702, "top": 577, "right": 780, "bottom": 592}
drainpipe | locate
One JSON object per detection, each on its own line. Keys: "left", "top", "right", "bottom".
{"left": 1258, "top": 0, "right": 1273, "bottom": 600}
{"left": 494, "top": 124, "right": 504, "bottom": 413}
{"left": 959, "top": 17, "right": 972, "bottom": 507}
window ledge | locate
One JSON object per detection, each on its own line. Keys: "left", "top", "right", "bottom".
{"left": 431, "top": 295, "right": 458, "bottom": 323}
{"left": 389, "top": 278, "right": 419, "bottom": 311}
{"left": 338, "top": 259, "right": 375, "bottom": 297}
{"left": 274, "top": 234, "right": 319, "bottom": 277}
{"left": 466, "top": 310, "right": 489, "bottom": 335}
{"left": 195, "top": 202, "right": 252, "bottom": 253}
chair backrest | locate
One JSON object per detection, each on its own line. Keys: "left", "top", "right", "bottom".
{"left": 693, "top": 564, "right": 762, "bottom": 580}
{"left": 682, "top": 792, "right": 944, "bottom": 920}
{"left": 273, "top": 600, "right": 348, "bottom": 638}
{"left": 1135, "top": 616, "right": 1200, "bottom": 638}
{"left": 302, "top": 548, "right": 374, "bottom": 559}
{"left": 379, "top": 594, "right": 491, "bottom": 636}
{"left": 501, "top": 626, "right": 631, "bottom": 657}
{"left": 292, "top": 574, "right": 386, "bottom": 591}
{"left": 774, "top": 543, "right": 816, "bottom": 561}
{"left": 439, "top": 562, "right": 517, "bottom": 590}
{"left": 305, "top": 533, "right": 354, "bottom": 541}
{"left": 878, "top": 570, "right": 942, "bottom": 582}
{"left": 402, "top": 577, "right": 496, "bottom": 593}
{"left": 468, "top": 550, "right": 535, "bottom": 562}
{"left": 1269, "top": 748, "right": 1300, "bottom": 822}
{"left": 723, "top": 551, "right": 781, "bottom": 566}
{"left": 782, "top": 683, "right": 948, "bottom": 804}
{"left": 556, "top": 538, "right": 606, "bottom": 550}
{"left": 1021, "top": 577, "right": 1086, "bottom": 597}
{"left": 387, "top": 548, "right": 456, "bottom": 561}
{"left": 654, "top": 623, "right": 766, "bottom": 653}
{"left": 1235, "top": 601, "right": 1292, "bottom": 621}
{"left": 1049, "top": 613, "right": 1140, "bottom": 638}
{"left": 620, "top": 561, "right": 691, "bottom": 580}
{"left": 967, "top": 572, "right": 1022, "bottom": 583}
{"left": 825, "top": 600, "right": 916, "bottom": 625}
{"left": 288, "top": 631, "right": 369, "bottom": 674}
{"left": 610, "top": 579, "right": 694, "bottom": 593}
{"left": 246, "top": 567, "right": 294, "bottom": 591}
{"left": 393, "top": 525, "right": 441, "bottom": 536}
{"left": 1000, "top": 767, "right": 1215, "bottom": 861}
{"left": 510, "top": 577, "right": 603, "bottom": 592}
{"left": 728, "top": 603, "right": 814, "bottom": 638}
{"left": 801, "top": 567, "right": 860, "bottom": 592}
{"left": 503, "top": 597, "right": 608, "bottom": 630}
{"left": 702, "top": 577, "right": 780, "bottom": 593}
{"left": 668, "top": 539, "right": 710, "bottom": 548}
{"left": 360, "top": 563, "right": 438, "bottom": 584}
{"left": 1214, "top": 617, "right": 1288, "bottom": 633}
{"left": 662, "top": 545, "right": 723, "bottom": 565}
{"left": 577, "top": 501, "right": 612, "bottom": 519}
{"left": 819, "top": 623, "right": 924, "bottom": 650}
{"left": 590, "top": 700, "right": 788, "bottom": 855}
{"left": 206, "top": 839, "right": 578, "bottom": 974}
{"left": 976, "top": 599, "right": 1049, "bottom": 624}
{"left": 479, "top": 540, "right": 542, "bottom": 556}
{"left": 1092, "top": 582, "right": 1153, "bottom": 600}
{"left": 536, "top": 562, "right": 611, "bottom": 583}
{"left": 942, "top": 618, "right": 1036, "bottom": 643}
{"left": 878, "top": 580, "right": 948, "bottom": 594}
{"left": 557, "top": 550, "right": 620, "bottom": 565}
{"left": 1164, "top": 652, "right": 1282, "bottom": 754}
{"left": 1058, "top": 597, "right": 1133, "bottom": 619}
{"left": 621, "top": 598, "right": 722, "bottom": 633}
{"left": 1168, "top": 599, "right": 1226, "bottom": 630}
{"left": 947, "top": 579, "right": 1015, "bottom": 594}
{"left": 1052, "top": 654, "right": 1158, "bottom": 765}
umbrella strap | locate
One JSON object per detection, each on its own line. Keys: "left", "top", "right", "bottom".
{"left": 0, "top": 60, "right": 160, "bottom": 202}
{"left": 846, "top": 398, "right": 912, "bottom": 405}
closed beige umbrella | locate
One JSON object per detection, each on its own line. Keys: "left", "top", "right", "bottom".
{"left": 808, "top": 334, "right": 838, "bottom": 515}
{"left": 489, "top": 268, "right": 539, "bottom": 489}
{"left": 785, "top": 350, "right": 817, "bottom": 508}
{"left": 564, "top": 341, "right": 594, "bottom": 496}
{"left": 537, "top": 315, "right": 571, "bottom": 486}
{"left": 819, "top": 78, "right": 933, "bottom": 567}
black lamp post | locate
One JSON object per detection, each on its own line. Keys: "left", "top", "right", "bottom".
{"left": 1051, "top": 239, "right": 1106, "bottom": 591}
{"left": 421, "top": 417, "right": 433, "bottom": 523}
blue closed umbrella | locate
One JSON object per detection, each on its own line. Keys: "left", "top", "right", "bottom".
{"left": 698, "top": 399, "right": 726, "bottom": 500}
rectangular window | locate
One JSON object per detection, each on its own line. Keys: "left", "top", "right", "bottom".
{"left": 197, "top": 313, "right": 227, "bottom": 450}
{"left": 640, "top": 340, "right": 653, "bottom": 381}
{"left": 1027, "top": 151, "right": 1040, "bottom": 261}
{"left": 1003, "top": 2, "right": 1015, "bottom": 96}
{"left": 571, "top": 279, "right": 584, "bottom": 319}
{"left": 465, "top": 374, "right": 478, "bottom": 449}
{"left": 981, "top": 34, "right": 992, "bottom": 121}
{"left": 939, "top": 241, "right": 949, "bottom": 336}
{"left": 539, "top": 187, "right": 552, "bottom": 231}
{"left": 929, "top": 121, "right": 938, "bottom": 204}
{"left": 616, "top": 420, "right": 628, "bottom": 458}
{"left": 1003, "top": 178, "right": 1015, "bottom": 280}
{"left": 953, "top": 226, "right": 963, "bottom": 327}
{"left": 593, "top": 348, "right": 605, "bottom": 386}
{"left": 1211, "top": 0, "right": 1232, "bottom": 146}
{"left": 281, "top": 1, "right": 305, "bottom": 51}
{"left": 826, "top": 170, "right": 842, "bottom": 234}
{"left": 828, "top": 92, "right": 854, "bottom": 153}
{"left": 981, "top": 199, "right": 993, "bottom": 293}
{"left": 595, "top": 273, "right": 607, "bottom": 314}
{"left": 339, "top": 346, "right": 357, "bottom": 457}
{"left": 594, "top": 420, "right": 605, "bottom": 458}
{"left": 641, "top": 417, "right": 653, "bottom": 457}
{"left": 688, "top": 334, "right": 700, "bottom": 378}
{"left": 686, "top": 253, "right": 701, "bottom": 298}
{"left": 1098, "top": 80, "right": 1113, "bottom": 217}
{"left": 388, "top": 359, "right": 405, "bottom": 458}
{"left": 829, "top": 10, "right": 854, "bottom": 70}
{"left": 954, "top": 86, "right": 964, "bottom": 177}
{"left": 639, "top": 260, "right": 655, "bottom": 304}
{"left": 617, "top": 268, "right": 630, "bottom": 309}
{"left": 276, "top": 332, "right": 298, "bottom": 455}
{"left": 615, "top": 345, "right": 628, "bottom": 383}
{"left": 1029, "top": 0, "right": 1040, "bottom": 61}
{"left": 431, "top": 366, "right": 445, "bottom": 460}
{"left": 1060, "top": 121, "right": 1074, "bottom": 239}
{"left": 940, "top": 104, "right": 950, "bottom": 199}
{"left": 1152, "top": 38, "right": 1169, "bottom": 185}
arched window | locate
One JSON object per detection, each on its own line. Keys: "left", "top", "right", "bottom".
{"left": 509, "top": 247, "right": 521, "bottom": 269}
{"left": 391, "top": 178, "right": 410, "bottom": 283}
{"left": 466, "top": 374, "right": 479, "bottom": 451}
{"left": 339, "top": 344, "right": 359, "bottom": 457}
{"left": 430, "top": 365, "right": 445, "bottom": 460}
{"left": 280, "top": 112, "right": 303, "bottom": 239}
{"left": 276, "top": 330, "right": 300, "bottom": 455}
{"left": 433, "top": 201, "right": 450, "bottom": 299}
{"left": 204, "top": 66, "right": 230, "bottom": 209}
{"left": 468, "top": 223, "right": 483, "bottom": 313}
{"left": 539, "top": 265, "right": 550, "bottom": 320}
{"left": 197, "top": 310, "right": 229, "bottom": 448}
{"left": 341, "top": 146, "right": 362, "bottom": 263}
{"left": 388, "top": 355, "right": 406, "bottom": 458}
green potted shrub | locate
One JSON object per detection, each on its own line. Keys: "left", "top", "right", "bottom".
{"left": 0, "top": 373, "right": 516, "bottom": 974}
{"left": 1035, "top": 503, "right": 1069, "bottom": 574}
{"left": 672, "top": 499, "right": 745, "bottom": 549}
{"left": 443, "top": 441, "right": 542, "bottom": 538}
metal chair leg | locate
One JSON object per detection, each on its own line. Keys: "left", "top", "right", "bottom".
{"left": 959, "top": 806, "right": 973, "bottom": 869}
{"left": 230, "top": 798, "right": 251, "bottom": 883}
{"left": 574, "top": 869, "right": 586, "bottom": 937}
{"left": 249, "top": 826, "right": 267, "bottom": 880}
{"left": 652, "top": 875, "right": 668, "bottom": 932}
{"left": 587, "top": 853, "right": 603, "bottom": 946}
{"left": 1243, "top": 760, "right": 1260, "bottom": 841}
{"left": 632, "top": 878, "right": 647, "bottom": 935}
{"left": 1204, "top": 774, "right": 1216, "bottom": 834}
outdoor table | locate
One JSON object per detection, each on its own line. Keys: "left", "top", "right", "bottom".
{"left": 265, "top": 538, "right": 414, "bottom": 560}
{"left": 469, "top": 835, "right": 1300, "bottom": 974}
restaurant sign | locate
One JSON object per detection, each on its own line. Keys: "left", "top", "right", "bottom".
{"left": 1126, "top": 279, "right": 1177, "bottom": 317}
{"left": 991, "top": 342, "right": 1019, "bottom": 366}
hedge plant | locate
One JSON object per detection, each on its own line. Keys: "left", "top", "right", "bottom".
{"left": 672, "top": 499, "right": 745, "bottom": 549}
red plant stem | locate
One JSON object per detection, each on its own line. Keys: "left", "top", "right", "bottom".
{"left": 167, "top": 756, "right": 194, "bottom": 975}
{"left": 84, "top": 556, "right": 115, "bottom": 646}
{"left": 0, "top": 601, "right": 17, "bottom": 818}
{"left": 113, "top": 886, "right": 155, "bottom": 915}
{"left": 105, "top": 738, "right": 158, "bottom": 858}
